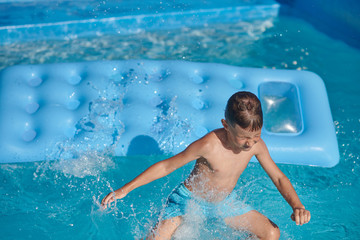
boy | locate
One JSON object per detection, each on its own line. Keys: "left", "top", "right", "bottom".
{"left": 102, "top": 91, "right": 311, "bottom": 239}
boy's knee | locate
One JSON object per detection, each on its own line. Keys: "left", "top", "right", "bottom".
{"left": 265, "top": 224, "right": 280, "bottom": 240}
{"left": 147, "top": 217, "right": 182, "bottom": 240}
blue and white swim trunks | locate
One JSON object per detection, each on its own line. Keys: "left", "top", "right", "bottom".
{"left": 161, "top": 183, "right": 253, "bottom": 220}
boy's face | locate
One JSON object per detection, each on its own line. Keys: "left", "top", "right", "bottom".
{"left": 222, "top": 119, "right": 261, "bottom": 151}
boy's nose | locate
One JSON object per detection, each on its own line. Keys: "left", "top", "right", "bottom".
{"left": 245, "top": 140, "right": 255, "bottom": 148}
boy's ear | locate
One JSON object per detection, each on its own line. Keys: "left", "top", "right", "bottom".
{"left": 221, "top": 119, "right": 229, "bottom": 130}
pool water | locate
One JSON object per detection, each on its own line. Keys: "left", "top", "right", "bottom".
{"left": 1, "top": 11, "right": 360, "bottom": 240}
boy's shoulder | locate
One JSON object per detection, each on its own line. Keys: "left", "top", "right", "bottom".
{"left": 204, "top": 128, "right": 225, "bottom": 142}
{"left": 252, "top": 138, "right": 270, "bottom": 156}
{"left": 195, "top": 128, "right": 225, "bottom": 149}
{"left": 186, "top": 129, "right": 224, "bottom": 157}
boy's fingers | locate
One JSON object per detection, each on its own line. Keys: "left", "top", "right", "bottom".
{"left": 106, "top": 195, "right": 114, "bottom": 205}
{"left": 101, "top": 194, "right": 109, "bottom": 205}
{"left": 101, "top": 193, "right": 114, "bottom": 208}
{"left": 292, "top": 208, "right": 311, "bottom": 225}
{"left": 292, "top": 209, "right": 300, "bottom": 225}
{"left": 300, "top": 212, "right": 305, "bottom": 225}
{"left": 305, "top": 211, "right": 311, "bottom": 223}
{"left": 295, "top": 212, "right": 300, "bottom": 225}
{"left": 101, "top": 190, "right": 126, "bottom": 210}
{"left": 101, "top": 195, "right": 106, "bottom": 205}
{"left": 302, "top": 209, "right": 311, "bottom": 224}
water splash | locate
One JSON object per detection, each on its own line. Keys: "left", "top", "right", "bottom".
{"left": 152, "top": 96, "right": 192, "bottom": 153}
{"left": 37, "top": 74, "right": 127, "bottom": 177}
{"left": 173, "top": 210, "right": 254, "bottom": 240}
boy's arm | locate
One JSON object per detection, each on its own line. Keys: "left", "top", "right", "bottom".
{"left": 255, "top": 139, "right": 311, "bottom": 225}
{"left": 101, "top": 137, "right": 208, "bottom": 209}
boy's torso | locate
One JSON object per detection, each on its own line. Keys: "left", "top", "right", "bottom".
{"left": 184, "top": 129, "right": 255, "bottom": 203}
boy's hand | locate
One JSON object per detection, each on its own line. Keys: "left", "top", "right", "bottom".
{"left": 101, "top": 189, "right": 127, "bottom": 209}
{"left": 291, "top": 207, "right": 311, "bottom": 225}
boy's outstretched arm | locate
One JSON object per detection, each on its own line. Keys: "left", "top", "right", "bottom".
{"left": 101, "top": 138, "right": 207, "bottom": 209}
{"left": 255, "top": 139, "right": 311, "bottom": 226}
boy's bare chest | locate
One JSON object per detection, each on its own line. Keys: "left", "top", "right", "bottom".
{"left": 189, "top": 156, "right": 250, "bottom": 197}
{"left": 198, "top": 153, "right": 251, "bottom": 178}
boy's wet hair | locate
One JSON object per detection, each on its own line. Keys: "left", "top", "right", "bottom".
{"left": 225, "top": 91, "right": 263, "bottom": 131}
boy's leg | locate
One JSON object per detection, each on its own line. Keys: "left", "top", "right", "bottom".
{"left": 147, "top": 216, "right": 182, "bottom": 240}
{"left": 224, "top": 210, "right": 280, "bottom": 240}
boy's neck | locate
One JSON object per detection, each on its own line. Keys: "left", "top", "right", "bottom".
{"left": 219, "top": 128, "right": 242, "bottom": 154}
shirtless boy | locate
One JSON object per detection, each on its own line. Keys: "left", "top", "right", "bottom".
{"left": 102, "top": 91, "right": 311, "bottom": 239}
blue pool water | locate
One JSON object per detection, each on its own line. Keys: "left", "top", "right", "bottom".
{"left": 1, "top": 1, "right": 360, "bottom": 240}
